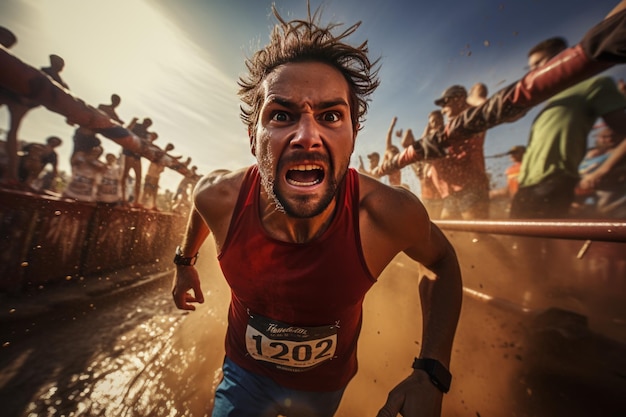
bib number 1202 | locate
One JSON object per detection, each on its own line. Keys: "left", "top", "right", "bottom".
{"left": 245, "top": 325, "right": 337, "bottom": 369}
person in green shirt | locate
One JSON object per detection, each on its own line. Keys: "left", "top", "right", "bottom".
{"left": 510, "top": 36, "right": 626, "bottom": 219}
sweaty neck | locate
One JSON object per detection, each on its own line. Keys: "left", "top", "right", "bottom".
{"left": 258, "top": 190, "right": 339, "bottom": 244}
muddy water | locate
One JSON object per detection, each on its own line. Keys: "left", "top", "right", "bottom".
{"left": 1, "top": 239, "right": 625, "bottom": 416}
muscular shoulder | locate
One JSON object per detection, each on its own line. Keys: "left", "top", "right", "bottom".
{"left": 194, "top": 167, "right": 246, "bottom": 221}
{"left": 358, "top": 173, "right": 431, "bottom": 255}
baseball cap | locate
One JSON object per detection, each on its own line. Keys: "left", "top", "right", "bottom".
{"left": 507, "top": 145, "right": 526, "bottom": 155}
{"left": 434, "top": 85, "right": 467, "bottom": 106}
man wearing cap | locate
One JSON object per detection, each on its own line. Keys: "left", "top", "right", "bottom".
{"left": 429, "top": 85, "right": 490, "bottom": 219}
{"left": 367, "top": 152, "right": 380, "bottom": 173}
{"left": 358, "top": 152, "right": 382, "bottom": 178}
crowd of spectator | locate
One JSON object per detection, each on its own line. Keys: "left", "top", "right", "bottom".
{"left": 3, "top": 24, "right": 625, "bottom": 220}
{"left": 360, "top": 36, "right": 626, "bottom": 220}
{"left": 0, "top": 25, "right": 200, "bottom": 214}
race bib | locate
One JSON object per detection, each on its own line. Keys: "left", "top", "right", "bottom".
{"left": 245, "top": 313, "right": 338, "bottom": 372}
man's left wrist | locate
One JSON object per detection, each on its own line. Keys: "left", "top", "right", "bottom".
{"left": 412, "top": 357, "right": 451, "bottom": 393}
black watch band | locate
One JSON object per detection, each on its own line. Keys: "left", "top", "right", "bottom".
{"left": 412, "top": 357, "right": 451, "bottom": 393}
{"left": 173, "top": 246, "right": 198, "bottom": 266}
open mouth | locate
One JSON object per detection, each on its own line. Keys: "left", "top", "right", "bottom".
{"left": 286, "top": 164, "right": 325, "bottom": 187}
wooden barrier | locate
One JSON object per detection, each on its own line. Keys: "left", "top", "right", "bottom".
{"left": 0, "top": 189, "right": 186, "bottom": 293}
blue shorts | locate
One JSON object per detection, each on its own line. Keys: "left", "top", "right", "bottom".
{"left": 212, "top": 357, "right": 346, "bottom": 417}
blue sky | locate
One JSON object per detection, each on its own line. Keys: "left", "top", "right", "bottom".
{"left": 1, "top": 0, "right": 624, "bottom": 192}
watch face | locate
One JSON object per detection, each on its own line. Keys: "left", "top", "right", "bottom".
{"left": 174, "top": 246, "right": 198, "bottom": 266}
{"left": 429, "top": 361, "right": 451, "bottom": 392}
{"left": 413, "top": 358, "right": 451, "bottom": 393}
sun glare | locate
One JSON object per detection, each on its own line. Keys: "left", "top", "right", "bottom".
{"left": 31, "top": 0, "right": 197, "bottom": 101}
{"left": 8, "top": 0, "right": 246, "bottom": 189}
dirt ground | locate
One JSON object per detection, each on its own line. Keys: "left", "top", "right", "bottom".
{"left": 1, "top": 239, "right": 625, "bottom": 416}
{"left": 184, "top": 242, "right": 626, "bottom": 417}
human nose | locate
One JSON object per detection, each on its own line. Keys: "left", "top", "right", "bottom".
{"left": 290, "top": 114, "right": 323, "bottom": 150}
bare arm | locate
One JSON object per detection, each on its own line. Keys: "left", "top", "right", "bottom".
{"left": 401, "top": 128, "right": 416, "bottom": 149}
{"left": 409, "top": 224, "right": 463, "bottom": 366}
{"left": 579, "top": 108, "right": 626, "bottom": 189}
{"left": 358, "top": 155, "right": 366, "bottom": 173}
{"left": 171, "top": 168, "right": 239, "bottom": 310}
{"left": 361, "top": 181, "right": 462, "bottom": 417}
{"left": 579, "top": 138, "right": 626, "bottom": 189}
{"left": 171, "top": 200, "right": 210, "bottom": 311}
{"left": 386, "top": 116, "right": 398, "bottom": 150}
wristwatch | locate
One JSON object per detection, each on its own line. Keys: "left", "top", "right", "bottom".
{"left": 412, "top": 358, "right": 451, "bottom": 393}
{"left": 173, "top": 246, "right": 198, "bottom": 266}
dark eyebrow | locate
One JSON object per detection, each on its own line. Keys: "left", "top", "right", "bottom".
{"left": 267, "top": 96, "right": 349, "bottom": 110}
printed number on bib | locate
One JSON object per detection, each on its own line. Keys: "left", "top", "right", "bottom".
{"left": 245, "top": 314, "right": 338, "bottom": 371}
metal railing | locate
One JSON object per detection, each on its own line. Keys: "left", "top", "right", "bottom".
{"left": 436, "top": 219, "right": 626, "bottom": 242}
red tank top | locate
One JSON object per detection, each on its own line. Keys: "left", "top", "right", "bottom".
{"left": 218, "top": 166, "right": 376, "bottom": 391}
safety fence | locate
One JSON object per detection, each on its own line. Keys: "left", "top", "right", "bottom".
{"left": 0, "top": 189, "right": 186, "bottom": 293}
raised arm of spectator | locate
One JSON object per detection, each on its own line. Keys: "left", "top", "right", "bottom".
{"left": 386, "top": 116, "right": 397, "bottom": 150}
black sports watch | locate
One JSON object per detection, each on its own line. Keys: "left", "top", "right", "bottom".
{"left": 412, "top": 358, "right": 451, "bottom": 393}
{"left": 173, "top": 246, "right": 198, "bottom": 266}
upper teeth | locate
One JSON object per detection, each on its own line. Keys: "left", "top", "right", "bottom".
{"left": 292, "top": 164, "right": 322, "bottom": 171}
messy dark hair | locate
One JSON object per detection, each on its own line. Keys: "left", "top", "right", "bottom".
{"left": 528, "top": 36, "right": 568, "bottom": 59}
{"left": 238, "top": 3, "right": 380, "bottom": 136}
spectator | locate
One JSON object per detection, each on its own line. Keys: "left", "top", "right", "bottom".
{"left": 0, "top": 26, "right": 39, "bottom": 186}
{"left": 0, "top": 26, "right": 17, "bottom": 48}
{"left": 121, "top": 117, "right": 154, "bottom": 206}
{"left": 510, "top": 37, "right": 626, "bottom": 219}
{"left": 172, "top": 165, "right": 199, "bottom": 207}
{"left": 577, "top": 127, "right": 626, "bottom": 218}
{"left": 96, "top": 153, "right": 123, "bottom": 204}
{"left": 489, "top": 145, "right": 526, "bottom": 200}
{"left": 17, "top": 136, "right": 62, "bottom": 188}
{"left": 71, "top": 126, "right": 101, "bottom": 155}
{"left": 97, "top": 94, "right": 124, "bottom": 125}
{"left": 142, "top": 145, "right": 174, "bottom": 210}
{"left": 171, "top": 180, "right": 193, "bottom": 216}
{"left": 404, "top": 110, "right": 445, "bottom": 219}
{"left": 466, "top": 82, "right": 488, "bottom": 107}
{"left": 172, "top": 6, "right": 462, "bottom": 417}
{"left": 357, "top": 152, "right": 381, "bottom": 179}
{"left": 63, "top": 145, "right": 106, "bottom": 202}
{"left": 40, "top": 54, "right": 69, "bottom": 89}
{"left": 430, "top": 85, "right": 490, "bottom": 219}
{"left": 371, "top": 117, "right": 402, "bottom": 186}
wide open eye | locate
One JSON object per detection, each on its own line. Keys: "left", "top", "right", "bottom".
{"left": 321, "top": 111, "right": 340, "bottom": 123}
{"left": 271, "top": 111, "right": 291, "bottom": 122}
